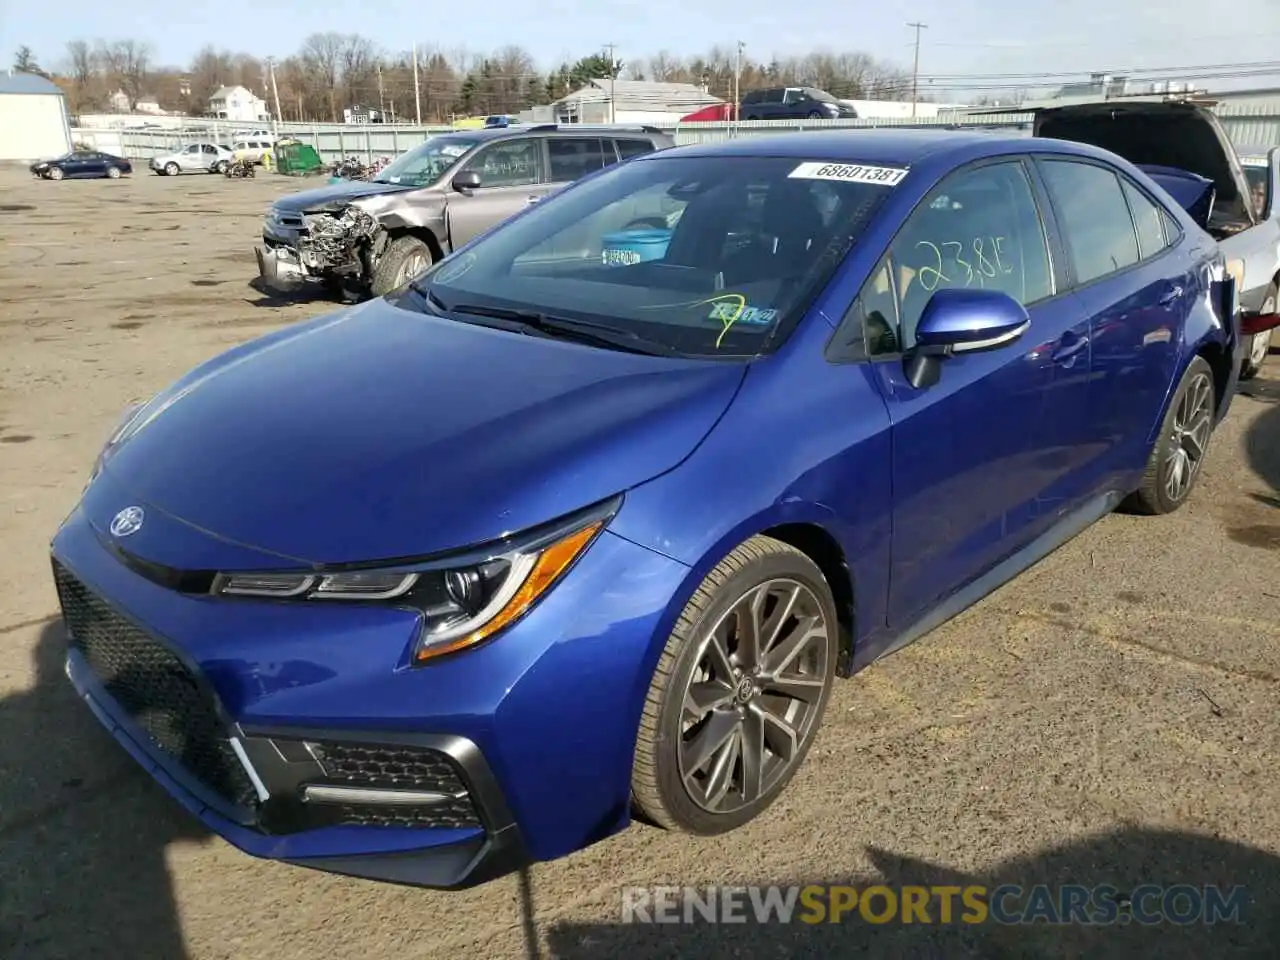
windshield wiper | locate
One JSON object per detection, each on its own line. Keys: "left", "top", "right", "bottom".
{"left": 449, "top": 303, "right": 681, "bottom": 356}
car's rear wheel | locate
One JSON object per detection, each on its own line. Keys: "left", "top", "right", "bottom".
{"left": 631, "top": 535, "right": 838, "bottom": 834}
{"left": 1127, "top": 355, "right": 1216, "bottom": 515}
{"left": 106, "top": 166, "right": 121, "bottom": 179}
{"left": 371, "top": 236, "right": 433, "bottom": 297}
{"left": 164, "top": 162, "right": 179, "bottom": 176}
{"left": 1241, "top": 283, "right": 1277, "bottom": 380}
{"left": 48, "top": 166, "right": 64, "bottom": 180}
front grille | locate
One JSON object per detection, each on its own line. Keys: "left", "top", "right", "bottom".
{"left": 309, "top": 742, "right": 482, "bottom": 829}
{"left": 54, "top": 563, "right": 259, "bottom": 811}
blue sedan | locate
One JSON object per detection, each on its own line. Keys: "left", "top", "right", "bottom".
{"left": 51, "top": 129, "right": 1239, "bottom": 889}
{"left": 31, "top": 149, "right": 132, "bottom": 180}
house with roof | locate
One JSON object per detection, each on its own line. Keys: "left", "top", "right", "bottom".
{"left": 207, "top": 85, "right": 270, "bottom": 124}
{"left": 551, "top": 78, "right": 722, "bottom": 125}
{"left": 0, "top": 69, "right": 72, "bottom": 160}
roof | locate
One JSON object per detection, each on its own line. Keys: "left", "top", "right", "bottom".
{"left": 0, "top": 70, "right": 64, "bottom": 96}
{"left": 663, "top": 127, "right": 1111, "bottom": 167}
{"left": 209, "top": 85, "right": 260, "bottom": 101}
{"left": 555, "top": 78, "right": 721, "bottom": 109}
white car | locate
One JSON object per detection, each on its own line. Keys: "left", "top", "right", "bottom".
{"left": 149, "top": 142, "right": 235, "bottom": 176}
{"left": 230, "top": 138, "right": 274, "bottom": 165}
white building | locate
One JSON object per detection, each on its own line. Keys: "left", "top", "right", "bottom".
{"left": 0, "top": 70, "right": 72, "bottom": 161}
{"left": 107, "top": 89, "right": 163, "bottom": 114}
{"left": 552, "top": 79, "right": 721, "bottom": 125}
{"left": 208, "top": 85, "right": 270, "bottom": 123}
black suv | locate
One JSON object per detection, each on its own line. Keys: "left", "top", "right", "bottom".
{"left": 739, "top": 87, "right": 858, "bottom": 121}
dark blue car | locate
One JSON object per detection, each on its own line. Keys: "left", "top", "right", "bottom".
{"left": 31, "top": 149, "right": 132, "bottom": 180}
{"left": 51, "top": 129, "right": 1239, "bottom": 889}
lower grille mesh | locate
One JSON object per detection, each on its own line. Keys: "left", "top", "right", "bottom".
{"left": 310, "top": 742, "right": 482, "bottom": 829}
{"left": 54, "top": 562, "right": 258, "bottom": 810}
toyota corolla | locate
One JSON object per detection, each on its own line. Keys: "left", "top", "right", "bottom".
{"left": 52, "top": 129, "right": 1239, "bottom": 889}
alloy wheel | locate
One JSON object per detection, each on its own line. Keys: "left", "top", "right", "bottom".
{"left": 677, "top": 578, "right": 830, "bottom": 814}
{"left": 396, "top": 252, "right": 429, "bottom": 286}
{"left": 1164, "top": 371, "right": 1213, "bottom": 502}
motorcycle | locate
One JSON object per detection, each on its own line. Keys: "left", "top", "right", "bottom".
{"left": 330, "top": 156, "right": 368, "bottom": 181}
{"left": 225, "top": 156, "right": 257, "bottom": 179}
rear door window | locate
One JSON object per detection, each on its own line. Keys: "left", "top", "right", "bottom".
{"left": 1120, "top": 178, "right": 1172, "bottom": 260}
{"left": 616, "top": 138, "right": 656, "bottom": 161}
{"left": 1039, "top": 159, "right": 1140, "bottom": 285}
{"left": 547, "top": 137, "right": 607, "bottom": 183}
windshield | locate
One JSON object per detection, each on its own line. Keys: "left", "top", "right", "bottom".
{"left": 418, "top": 154, "right": 900, "bottom": 357}
{"left": 374, "top": 136, "right": 478, "bottom": 186}
{"left": 807, "top": 88, "right": 839, "bottom": 103}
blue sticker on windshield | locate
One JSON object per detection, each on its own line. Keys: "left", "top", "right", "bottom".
{"left": 708, "top": 302, "right": 777, "bottom": 325}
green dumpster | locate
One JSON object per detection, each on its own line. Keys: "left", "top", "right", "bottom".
{"left": 274, "top": 140, "right": 324, "bottom": 176}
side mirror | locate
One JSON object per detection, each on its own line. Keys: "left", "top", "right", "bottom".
{"left": 452, "top": 170, "right": 482, "bottom": 192}
{"left": 904, "top": 288, "right": 1031, "bottom": 389}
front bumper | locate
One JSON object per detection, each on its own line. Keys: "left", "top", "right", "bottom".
{"left": 255, "top": 243, "right": 310, "bottom": 293}
{"left": 50, "top": 497, "right": 690, "bottom": 886}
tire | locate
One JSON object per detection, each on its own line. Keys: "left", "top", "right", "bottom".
{"left": 1240, "top": 282, "right": 1277, "bottom": 380}
{"left": 49, "top": 166, "right": 64, "bottom": 181}
{"left": 630, "top": 535, "right": 839, "bottom": 835}
{"left": 215, "top": 160, "right": 230, "bottom": 175}
{"left": 106, "top": 166, "right": 121, "bottom": 179}
{"left": 164, "top": 162, "right": 179, "bottom": 176}
{"left": 370, "top": 236, "right": 434, "bottom": 297}
{"left": 807, "top": 109, "right": 825, "bottom": 119}
{"left": 1126, "top": 355, "right": 1216, "bottom": 516}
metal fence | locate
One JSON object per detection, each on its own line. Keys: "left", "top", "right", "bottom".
{"left": 72, "top": 101, "right": 1280, "bottom": 166}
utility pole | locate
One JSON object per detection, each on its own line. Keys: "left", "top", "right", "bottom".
{"left": 907, "top": 22, "right": 927, "bottom": 117}
{"left": 412, "top": 43, "right": 422, "bottom": 125}
{"left": 377, "top": 62, "right": 386, "bottom": 119}
{"left": 604, "top": 42, "right": 617, "bottom": 123}
{"left": 267, "top": 56, "right": 283, "bottom": 135}
{"left": 733, "top": 41, "right": 745, "bottom": 134}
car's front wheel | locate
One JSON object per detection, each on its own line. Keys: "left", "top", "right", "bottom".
{"left": 371, "top": 236, "right": 434, "bottom": 297}
{"left": 164, "top": 162, "right": 179, "bottom": 176}
{"left": 631, "top": 535, "right": 838, "bottom": 834}
{"left": 106, "top": 165, "right": 121, "bottom": 179}
{"left": 1241, "top": 283, "right": 1277, "bottom": 380}
{"left": 1127, "top": 355, "right": 1216, "bottom": 515}
{"left": 48, "top": 166, "right": 64, "bottom": 180}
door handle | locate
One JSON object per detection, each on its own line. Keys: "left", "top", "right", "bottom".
{"left": 1158, "top": 284, "right": 1185, "bottom": 306}
{"left": 1051, "top": 334, "right": 1090, "bottom": 364}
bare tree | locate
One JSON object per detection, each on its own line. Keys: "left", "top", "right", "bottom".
{"left": 96, "top": 39, "right": 152, "bottom": 109}
{"left": 300, "top": 32, "right": 344, "bottom": 120}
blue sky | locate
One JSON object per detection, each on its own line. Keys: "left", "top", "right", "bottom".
{"left": 4, "top": 0, "right": 1280, "bottom": 93}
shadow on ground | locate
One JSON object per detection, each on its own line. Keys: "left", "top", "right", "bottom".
{"left": 544, "top": 828, "right": 1280, "bottom": 958}
{"left": 244, "top": 276, "right": 355, "bottom": 309}
{"left": 1245, "top": 379, "right": 1280, "bottom": 495}
{"left": 0, "top": 621, "right": 208, "bottom": 959}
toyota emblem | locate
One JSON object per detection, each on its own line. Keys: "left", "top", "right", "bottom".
{"left": 109, "top": 506, "right": 145, "bottom": 538}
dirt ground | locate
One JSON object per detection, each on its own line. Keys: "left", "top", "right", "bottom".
{"left": 3, "top": 167, "right": 1280, "bottom": 959}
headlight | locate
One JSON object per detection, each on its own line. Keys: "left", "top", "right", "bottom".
{"left": 211, "top": 497, "right": 619, "bottom": 663}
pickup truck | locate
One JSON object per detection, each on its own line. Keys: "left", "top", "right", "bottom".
{"left": 1028, "top": 97, "right": 1280, "bottom": 379}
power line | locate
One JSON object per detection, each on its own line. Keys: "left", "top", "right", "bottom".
{"left": 917, "top": 58, "right": 1280, "bottom": 82}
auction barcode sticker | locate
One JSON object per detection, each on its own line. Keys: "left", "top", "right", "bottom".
{"left": 788, "top": 162, "right": 908, "bottom": 186}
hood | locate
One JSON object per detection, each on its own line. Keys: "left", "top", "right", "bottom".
{"left": 1033, "top": 100, "right": 1252, "bottom": 224}
{"left": 99, "top": 299, "right": 746, "bottom": 565}
{"left": 272, "top": 180, "right": 417, "bottom": 215}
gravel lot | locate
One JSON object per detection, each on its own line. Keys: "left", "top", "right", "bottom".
{"left": 3, "top": 167, "right": 1280, "bottom": 959}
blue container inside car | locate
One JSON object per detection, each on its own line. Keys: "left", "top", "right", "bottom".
{"left": 601, "top": 229, "right": 672, "bottom": 267}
